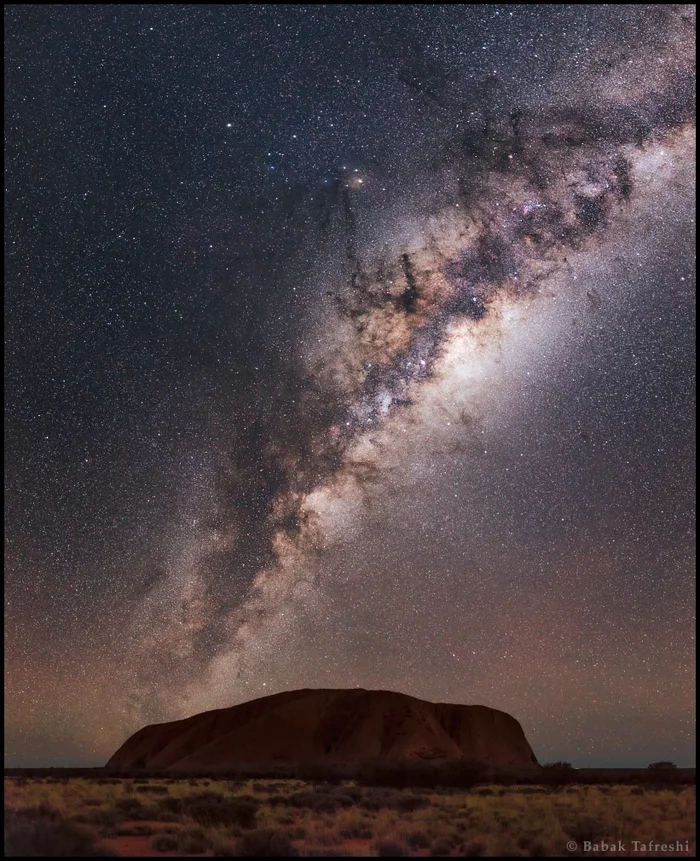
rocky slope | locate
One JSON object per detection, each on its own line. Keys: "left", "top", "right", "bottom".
{"left": 106, "top": 688, "right": 539, "bottom": 772}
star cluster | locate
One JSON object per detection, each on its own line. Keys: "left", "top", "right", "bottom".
{"left": 5, "top": 5, "right": 695, "bottom": 767}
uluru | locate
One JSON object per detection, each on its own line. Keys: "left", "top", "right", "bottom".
{"left": 106, "top": 688, "right": 539, "bottom": 772}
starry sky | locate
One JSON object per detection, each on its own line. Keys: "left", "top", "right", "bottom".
{"left": 5, "top": 5, "right": 696, "bottom": 768}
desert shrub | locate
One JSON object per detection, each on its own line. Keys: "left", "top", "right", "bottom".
{"left": 286, "top": 790, "right": 354, "bottom": 814}
{"left": 340, "top": 824, "right": 373, "bottom": 839}
{"left": 5, "top": 805, "right": 117, "bottom": 857}
{"left": 148, "top": 806, "right": 178, "bottom": 822}
{"left": 157, "top": 794, "right": 184, "bottom": 814}
{"left": 566, "top": 816, "right": 608, "bottom": 843}
{"left": 394, "top": 792, "right": 431, "bottom": 812}
{"left": 314, "top": 831, "right": 344, "bottom": 847}
{"left": 133, "top": 778, "right": 149, "bottom": 784}
{"left": 404, "top": 829, "right": 430, "bottom": 849}
{"left": 190, "top": 789, "right": 225, "bottom": 803}
{"left": 115, "top": 796, "right": 144, "bottom": 815}
{"left": 234, "top": 828, "right": 300, "bottom": 856}
{"left": 180, "top": 826, "right": 212, "bottom": 854}
{"left": 117, "top": 824, "right": 155, "bottom": 836}
{"left": 648, "top": 761, "right": 677, "bottom": 770}
{"left": 76, "top": 807, "right": 121, "bottom": 830}
{"left": 373, "top": 839, "right": 406, "bottom": 856}
{"left": 430, "top": 837, "right": 454, "bottom": 856}
{"left": 151, "top": 832, "right": 179, "bottom": 851}
{"left": 276, "top": 814, "right": 295, "bottom": 825}
{"left": 358, "top": 788, "right": 405, "bottom": 811}
{"left": 187, "top": 792, "right": 258, "bottom": 828}
{"left": 135, "top": 783, "right": 169, "bottom": 794}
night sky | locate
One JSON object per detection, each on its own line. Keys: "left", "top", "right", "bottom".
{"left": 5, "top": 5, "right": 695, "bottom": 768}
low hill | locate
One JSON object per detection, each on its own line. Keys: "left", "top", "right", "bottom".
{"left": 106, "top": 688, "right": 539, "bottom": 773}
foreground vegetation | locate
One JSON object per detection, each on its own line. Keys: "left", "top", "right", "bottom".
{"left": 4, "top": 775, "right": 695, "bottom": 856}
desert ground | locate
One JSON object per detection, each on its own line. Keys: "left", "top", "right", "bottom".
{"left": 4, "top": 772, "right": 696, "bottom": 857}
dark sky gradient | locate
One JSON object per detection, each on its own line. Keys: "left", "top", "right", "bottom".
{"left": 5, "top": 5, "right": 696, "bottom": 768}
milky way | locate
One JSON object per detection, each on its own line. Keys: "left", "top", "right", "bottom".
{"left": 5, "top": 5, "right": 695, "bottom": 767}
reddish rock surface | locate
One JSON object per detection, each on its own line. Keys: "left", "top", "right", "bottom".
{"left": 106, "top": 688, "right": 539, "bottom": 772}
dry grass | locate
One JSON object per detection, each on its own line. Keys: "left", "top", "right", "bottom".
{"left": 3, "top": 776, "right": 695, "bottom": 856}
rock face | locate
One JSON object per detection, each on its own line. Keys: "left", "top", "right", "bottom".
{"left": 106, "top": 688, "right": 539, "bottom": 772}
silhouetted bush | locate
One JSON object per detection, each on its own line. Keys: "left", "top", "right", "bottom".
{"left": 541, "top": 762, "right": 578, "bottom": 786}
{"left": 648, "top": 761, "right": 677, "bottom": 770}
{"left": 5, "top": 806, "right": 117, "bottom": 856}
{"left": 234, "top": 829, "right": 299, "bottom": 856}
